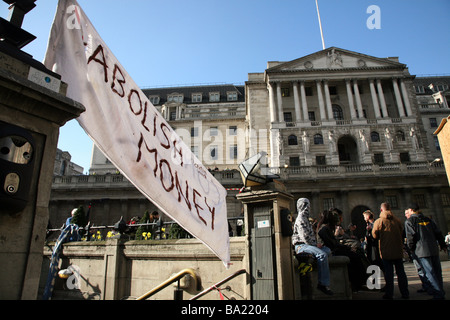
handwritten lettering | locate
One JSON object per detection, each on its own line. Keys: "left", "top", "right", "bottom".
{"left": 87, "top": 44, "right": 217, "bottom": 231}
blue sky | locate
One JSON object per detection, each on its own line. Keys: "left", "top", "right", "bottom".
{"left": 2, "top": 0, "right": 449, "bottom": 172}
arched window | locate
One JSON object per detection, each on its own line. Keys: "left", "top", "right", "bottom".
{"left": 371, "top": 131, "right": 380, "bottom": 142}
{"left": 332, "top": 105, "right": 344, "bottom": 120}
{"left": 288, "top": 135, "right": 298, "bottom": 145}
{"left": 396, "top": 130, "right": 405, "bottom": 142}
{"left": 314, "top": 134, "right": 324, "bottom": 145}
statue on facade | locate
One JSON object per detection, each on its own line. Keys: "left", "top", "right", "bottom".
{"left": 410, "top": 127, "right": 420, "bottom": 150}
{"left": 359, "top": 129, "right": 369, "bottom": 153}
{"left": 302, "top": 131, "right": 310, "bottom": 154}
{"left": 328, "top": 130, "right": 337, "bottom": 153}
{"left": 327, "top": 48, "right": 343, "bottom": 68}
{"left": 277, "top": 131, "right": 284, "bottom": 156}
{"left": 385, "top": 128, "right": 393, "bottom": 151}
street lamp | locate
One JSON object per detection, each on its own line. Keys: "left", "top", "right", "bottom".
{"left": 0, "top": 0, "right": 37, "bottom": 49}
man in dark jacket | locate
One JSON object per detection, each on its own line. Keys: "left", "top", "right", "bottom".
{"left": 405, "top": 203, "right": 447, "bottom": 300}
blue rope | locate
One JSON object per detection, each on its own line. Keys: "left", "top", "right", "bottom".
{"left": 42, "top": 224, "right": 80, "bottom": 300}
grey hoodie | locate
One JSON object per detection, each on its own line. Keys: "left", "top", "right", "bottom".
{"left": 292, "top": 198, "right": 317, "bottom": 247}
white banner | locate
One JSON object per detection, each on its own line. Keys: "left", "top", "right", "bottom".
{"left": 44, "top": 0, "right": 230, "bottom": 266}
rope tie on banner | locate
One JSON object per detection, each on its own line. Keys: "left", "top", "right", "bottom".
{"left": 213, "top": 285, "right": 225, "bottom": 300}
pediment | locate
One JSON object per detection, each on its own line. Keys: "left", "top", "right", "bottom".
{"left": 267, "top": 47, "right": 406, "bottom": 73}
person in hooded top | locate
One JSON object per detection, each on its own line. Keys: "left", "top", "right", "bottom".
{"left": 372, "top": 202, "right": 409, "bottom": 299}
{"left": 292, "top": 198, "right": 333, "bottom": 295}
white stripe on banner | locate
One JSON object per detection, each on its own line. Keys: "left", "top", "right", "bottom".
{"left": 44, "top": 0, "right": 230, "bottom": 267}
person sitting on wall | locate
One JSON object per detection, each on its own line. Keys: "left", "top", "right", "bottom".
{"left": 292, "top": 198, "right": 333, "bottom": 296}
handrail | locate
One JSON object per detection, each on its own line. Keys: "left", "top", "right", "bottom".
{"left": 136, "top": 268, "right": 201, "bottom": 300}
{"left": 189, "top": 269, "right": 247, "bottom": 300}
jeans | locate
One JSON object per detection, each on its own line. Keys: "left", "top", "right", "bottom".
{"left": 295, "top": 244, "right": 331, "bottom": 287}
{"left": 382, "top": 259, "right": 409, "bottom": 298}
{"left": 417, "top": 255, "right": 445, "bottom": 299}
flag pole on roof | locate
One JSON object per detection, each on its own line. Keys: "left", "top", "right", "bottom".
{"left": 315, "top": 0, "right": 326, "bottom": 50}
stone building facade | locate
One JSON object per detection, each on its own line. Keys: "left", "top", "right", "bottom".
{"left": 245, "top": 47, "right": 449, "bottom": 237}
{"left": 49, "top": 48, "right": 450, "bottom": 238}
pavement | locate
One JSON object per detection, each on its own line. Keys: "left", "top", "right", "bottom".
{"left": 352, "top": 256, "right": 450, "bottom": 300}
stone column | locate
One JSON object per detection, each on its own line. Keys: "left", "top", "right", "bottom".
{"left": 392, "top": 78, "right": 405, "bottom": 117}
{"left": 323, "top": 80, "right": 334, "bottom": 120}
{"left": 376, "top": 79, "right": 388, "bottom": 118}
{"left": 400, "top": 78, "right": 413, "bottom": 116}
{"left": 300, "top": 81, "right": 309, "bottom": 121}
{"left": 369, "top": 79, "right": 382, "bottom": 119}
{"left": 276, "top": 82, "right": 284, "bottom": 123}
{"left": 316, "top": 80, "right": 326, "bottom": 121}
{"left": 353, "top": 80, "right": 364, "bottom": 119}
{"left": 268, "top": 83, "right": 277, "bottom": 123}
{"left": 345, "top": 79, "right": 357, "bottom": 120}
{"left": 293, "top": 81, "right": 302, "bottom": 122}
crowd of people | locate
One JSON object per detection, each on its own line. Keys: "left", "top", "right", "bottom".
{"left": 292, "top": 198, "right": 448, "bottom": 300}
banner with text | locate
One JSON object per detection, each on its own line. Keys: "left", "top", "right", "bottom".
{"left": 44, "top": 0, "right": 230, "bottom": 266}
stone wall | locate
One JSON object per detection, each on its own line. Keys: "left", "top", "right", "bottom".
{"left": 40, "top": 237, "right": 250, "bottom": 300}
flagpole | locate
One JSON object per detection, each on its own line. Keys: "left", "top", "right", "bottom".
{"left": 315, "top": 0, "right": 326, "bottom": 50}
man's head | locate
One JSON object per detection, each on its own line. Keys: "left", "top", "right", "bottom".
{"left": 404, "top": 203, "right": 419, "bottom": 219}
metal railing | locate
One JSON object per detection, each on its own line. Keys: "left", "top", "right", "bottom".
{"left": 136, "top": 268, "right": 201, "bottom": 300}
{"left": 190, "top": 269, "right": 247, "bottom": 300}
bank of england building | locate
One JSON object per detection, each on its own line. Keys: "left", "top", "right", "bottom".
{"left": 50, "top": 48, "right": 450, "bottom": 237}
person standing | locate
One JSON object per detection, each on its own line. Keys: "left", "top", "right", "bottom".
{"left": 405, "top": 203, "right": 447, "bottom": 300}
{"left": 372, "top": 203, "right": 409, "bottom": 299}
{"left": 292, "top": 198, "right": 333, "bottom": 295}
{"left": 445, "top": 232, "right": 450, "bottom": 259}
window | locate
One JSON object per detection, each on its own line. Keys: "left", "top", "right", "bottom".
{"left": 168, "top": 94, "right": 183, "bottom": 103}
{"left": 289, "top": 157, "right": 300, "bottom": 167}
{"left": 323, "top": 198, "right": 335, "bottom": 210}
{"left": 400, "top": 152, "right": 410, "bottom": 163}
{"left": 209, "top": 127, "right": 218, "bottom": 137}
{"left": 316, "top": 155, "right": 326, "bottom": 165}
{"left": 356, "top": 109, "right": 367, "bottom": 119}
{"left": 374, "top": 153, "right": 384, "bottom": 164}
{"left": 210, "top": 146, "right": 218, "bottom": 160}
{"left": 385, "top": 196, "right": 398, "bottom": 209}
{"left": 396, "top": 131, "right": 405, "bottom": 142}
{"left": 229, "top": 126, "right": 237, "bottom": 136}
{"left": 329, "top": 86, "right": 338, "bottom": 95}
{"left": 284, "top": 112, "right": 293, "bottom": 123}
{"left": 352, "top": 85, "right": 364, "bottom": 95}
{"left": 430, "top": 118, "right": 438, "bottom": 128}
{"left": 441, "top": 194, "right": 450, "bottom": 207}
{"left": 170, "top": 111, "right": 177, "bottom": 121}
{"left": 332, "top": 105, "right": 344, "bottom": 120}
{"left": 371, "top": 132, "right": 380, "bottom": 142}
{"left": 191, "top": 127, "right": 199, "bottom": 137}
{"left": 413, "top": 194, "right": 427, "bottom": 208}
{"left": 191, "top": 146, "right": 199, "bottom": 158}
{"left": 227, "top": 92, "right": 238, "bottom": 101}
{"left": 281, "top": 88, "right": 290, "bottom": 97}
{"left": 415, "top": 86, "right": 425, "bottom": 94}
{"left": 314, "top": 134, "right": 324, "bottom": 145}
{"left": 192, "top": 93, "right": 202, "bottom": 103}
{"left": 230, "top": 145, "right": 238, "bottom": 160}
{"left": 308, "top": 112, "right": 316, "bottom": 121}
{"left": 288, "top": 135, "right": 298, "bottom": 146}
{"left": 434, "top": 136, "right": 441, "bottom": 151}
{"left": 209, "top": 92, "right": 220, "bottom": 102}
{"left": 149, "top": 96, "right": 160, "bottom": 105}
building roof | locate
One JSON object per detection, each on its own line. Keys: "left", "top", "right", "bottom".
{"left": 142, "top": 84, "right": 245, "bottom": 105}
{"left": 414, "top": 76, "right": 450, "bottom": 95}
